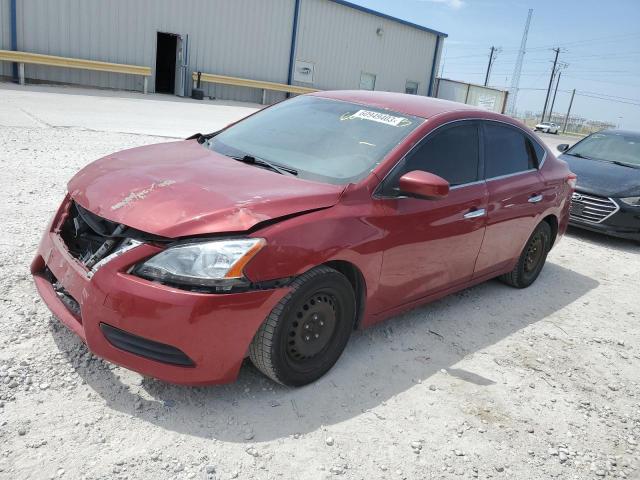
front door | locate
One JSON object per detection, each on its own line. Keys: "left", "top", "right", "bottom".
{"left": 155, "top": 32, "right": 178, "bottom": 94}
{"left": 374, "top": 121, "right": 488, "bottom": 310}
{"left": 473, "top": 121, "right": 547, "bottom": 277}
{"left": 174, "top": 34, "right": 189, "bottom": 97}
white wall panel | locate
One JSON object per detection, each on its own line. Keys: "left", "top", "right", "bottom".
{"left": 14, "top": 0, "right": 294, "bottom": 100}
{"left": 6, "top": 0, "right": 444, "bottom": 102}
{"left": 294, "top": 0, "right": 439, "bottom": 96}
{"left": 0, "top": 0, "right": 13, "bottom": 77}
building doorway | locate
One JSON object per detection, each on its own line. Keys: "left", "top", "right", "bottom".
{"left": 155, "top": 32, "right": 178, "bottom": 94}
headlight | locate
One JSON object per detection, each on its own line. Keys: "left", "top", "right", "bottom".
{"left": 619, "top": 196, "right": 640, "bottom": 207}
{"left": 133, "top": 238, "right": 265, "bottom": 287}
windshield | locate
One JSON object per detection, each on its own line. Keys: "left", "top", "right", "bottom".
{"left": 207, "top": 96, "right": 423, "bottom": 184}
{"left": 567, "top": 131, "right": 640, "bottom": 166}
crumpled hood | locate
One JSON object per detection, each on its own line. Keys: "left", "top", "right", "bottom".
{"left": 68, "top": 140, "right": 344, "bottom": 237}
{"left": 560, "top": 154, "right": 640, "bottom": 197}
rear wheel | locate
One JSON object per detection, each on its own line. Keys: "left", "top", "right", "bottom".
{"left": 500, "top": 221, "right": 552, "bottom": 288}
{"left": 249, "top": 266, "right": 355, "bottom": 386}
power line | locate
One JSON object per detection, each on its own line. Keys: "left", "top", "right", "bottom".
{"left": 574, "top": 93, "right": 640, "bottom": 107}
{"left": 523, "top": 32, "right": 640, "bottom": 51}
{"left": 502, "top": 88, "right": 640, "bottom": 107}
{"left": 578, "top": 91, "right": 640, "bottom": 103}
{"left": 479, "top": 32, "right": 638, "bottom": 52}
{"left": 562, "top": 75, "right": 639, "bottom": 88}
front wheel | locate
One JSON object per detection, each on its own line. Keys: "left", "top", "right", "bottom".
{"left": 249, "top": 266, "right": 355, "bottom": 386}
{"left": 499, "top": 222, "right": 552, "bottom": 288}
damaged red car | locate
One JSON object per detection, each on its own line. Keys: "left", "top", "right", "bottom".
{"left": 32, "top": 91, "right": 575, "bottom": 386}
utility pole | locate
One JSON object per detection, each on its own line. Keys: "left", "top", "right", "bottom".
{"left": 562, "top": 88, "right": 576, "bottom": 134}
{"left": 548, "top": 70, "right": 562, "bottom": 122}
{"left": 541, "top": 47, "right": 560, "bottom": 122}
{"left": 506, "top": 9, "right": 533, "bottom": 116}
{"left": 484, "top": 46, "right": 497, "bottom": 86}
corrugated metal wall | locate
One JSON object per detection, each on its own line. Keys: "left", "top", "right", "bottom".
{"left": 293, "top": 0, "right": 438, "bottom": 95}
{"left": 4, "top": 0, "right": 443, "bottom": 102}
{"left": 0, "top": 0, "right": 12, "bottom": 77}
{"left": 435, "top": 78, "right": 508, "bottom": 113}
{"left": 13, "top": 0, "right": 294, "bottom": 102}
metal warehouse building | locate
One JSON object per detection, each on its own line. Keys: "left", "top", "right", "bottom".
{"left": 0, "top": 0, "right": 446, "bottom": 103}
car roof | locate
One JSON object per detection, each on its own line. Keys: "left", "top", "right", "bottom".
{"left": 309, "top": 90, "right": 486, "bottom": 119}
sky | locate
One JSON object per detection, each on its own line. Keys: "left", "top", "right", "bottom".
{"left": 348, "top": 0, "right": 640, "bottom": 130}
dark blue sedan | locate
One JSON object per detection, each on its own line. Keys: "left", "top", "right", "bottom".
{"left": 557, "top": 129, "right": 640, "bottom": 242}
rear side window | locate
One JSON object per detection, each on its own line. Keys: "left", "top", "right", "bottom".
{"left": 388, "top": 123, "right": 480, "bottom": 188}
{"left": 484, "top": 123, "right": 538, "bottom": 177}
{"left": 532, "top": 140, "right": 546, "bottom": 165}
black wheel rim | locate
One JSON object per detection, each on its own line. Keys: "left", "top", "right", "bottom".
{"left": 524, "top": 233, "right": 544, "bottom": 273}
{"left": 286, "top": 291, "right": 338, "bottom": 364}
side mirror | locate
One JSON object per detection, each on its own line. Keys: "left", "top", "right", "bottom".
{"left": 557, "top": 144, "right": 570, "bottom": 153}
{"left": 398, "top": 170, "right": 449, "bottom": 200}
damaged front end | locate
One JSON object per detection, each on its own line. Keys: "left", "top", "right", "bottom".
{"left": 54, "top": 199, "right": 292, "bottom": 294}
{"left": 59, "top": 200, "right": 168, "bottom": 277}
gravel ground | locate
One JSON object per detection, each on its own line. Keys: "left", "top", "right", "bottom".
{"left": 1, "top": 86, "right": 639, "bottom": 480}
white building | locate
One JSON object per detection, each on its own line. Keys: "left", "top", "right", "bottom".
{"left": 0, "top": 0, "right": 446, "bottom": 103}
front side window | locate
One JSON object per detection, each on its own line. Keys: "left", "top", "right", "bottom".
{"left": 484, "top": 123, "right": 538, "bottom": 178}
{"left": 207, "top": 96, "right": 422, "bottom": 185}
{"left": 383, "top": 123, "right": 480, "bottom": 193}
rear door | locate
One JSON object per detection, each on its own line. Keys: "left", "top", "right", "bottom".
{"left": 473, "top": 121, "right": 546, "bottom": 277}
{"left": 374, "top": 121, "right": 488, "bottom": 307}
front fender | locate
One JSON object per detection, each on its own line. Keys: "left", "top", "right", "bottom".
{"left": 245, "top": 204, "right": 386, "bottom": 319}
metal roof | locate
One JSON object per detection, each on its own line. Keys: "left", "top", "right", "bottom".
{"left": 328, "top": 0, "right": 448, "bottom": 38}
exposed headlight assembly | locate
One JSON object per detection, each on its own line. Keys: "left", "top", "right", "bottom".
{"left": 133, "top": 238, "right": 265, "bottom": 288}
{"left": 619, "top": 196, "right": 640, "bottom": 207}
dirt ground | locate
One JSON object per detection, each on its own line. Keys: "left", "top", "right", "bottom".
{"left": 1, "top": 85, "right": 639, "bottom": 480}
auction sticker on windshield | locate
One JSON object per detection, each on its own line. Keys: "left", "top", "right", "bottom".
{"left": 342, "top": 110, "right": 411, "bottom": 127}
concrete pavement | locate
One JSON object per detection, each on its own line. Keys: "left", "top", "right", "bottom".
{"left": 0, "top": 82, "right": 262, "bottom": 138}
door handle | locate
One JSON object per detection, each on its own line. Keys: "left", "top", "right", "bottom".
{"left": 528, "top": 194, "right": 543, "bottom": 203}
{"left": 463, "top": 208, "right": 486, "bottom": 219}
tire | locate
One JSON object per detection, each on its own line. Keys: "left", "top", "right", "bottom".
{"left": 499, "top": 221, "right": 552, "bottom": 289}
{"left": 249, "top": 266, "right": 355, "bottom": 386}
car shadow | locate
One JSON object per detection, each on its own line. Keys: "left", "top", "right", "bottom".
{"left": 566, "top": 226, "right": 639, "bottom": 254}
{"left": 48, "top": 261, "right": 598, "bottom": 442}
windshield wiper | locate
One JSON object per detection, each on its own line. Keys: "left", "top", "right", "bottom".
{"left": 566, "top": 152, "right": 592, "bottom": 159}
{"left": 568, "top": 152, "right": 639, "bottom": 168}
{"left": 230, "top": 155, "right": 298, "bottom": 176}
{"left": 610, "top": 160, "right": 640, "bottom": 169}
{"left": 566, "top": 152, "right": 640, "bottom": 169}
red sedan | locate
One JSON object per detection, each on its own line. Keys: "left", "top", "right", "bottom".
{"left": 31, "top": 91, "right": 575, "bottom": 386}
